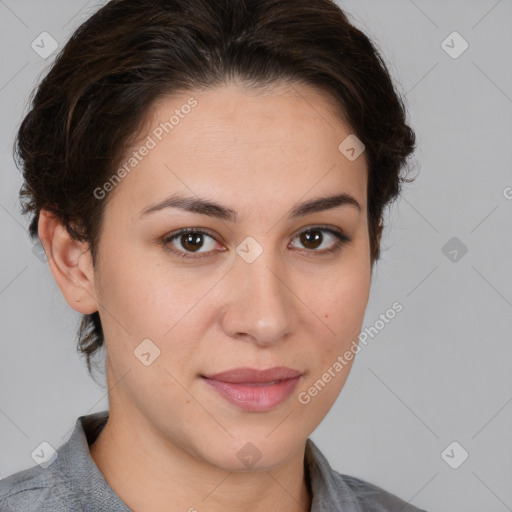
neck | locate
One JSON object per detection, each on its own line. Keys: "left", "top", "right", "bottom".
{"left": 89, "top": 405, "right": 312, "bottom": 512}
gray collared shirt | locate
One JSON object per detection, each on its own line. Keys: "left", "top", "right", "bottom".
{"left": 0, "top": 411, "right": 427, "bottom": 511}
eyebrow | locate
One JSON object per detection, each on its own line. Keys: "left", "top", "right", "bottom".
{"left": 138, "top": 192, "right": 361, "bottom": 222}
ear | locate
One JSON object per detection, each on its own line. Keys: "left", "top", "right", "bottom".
{"left": 38, "top": 209, "right": 98, "bottom": 314}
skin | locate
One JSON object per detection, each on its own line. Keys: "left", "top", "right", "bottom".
{"left": 39, "top": 81, "right": 381, "bottom": 512}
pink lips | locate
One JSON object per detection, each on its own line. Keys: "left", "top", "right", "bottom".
{"left": 202, "top": 366, "right": 302, "bottom": 412}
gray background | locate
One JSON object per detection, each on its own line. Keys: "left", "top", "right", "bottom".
{"left": 1, "top": 0, "right": 511, "bottom": 510}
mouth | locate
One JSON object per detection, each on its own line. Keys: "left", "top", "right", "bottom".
{"left": 202, "top": 366, "right": 303, "bottom": 383}
{"left": 201, "top": 367, "right": 303, "bottom": 412}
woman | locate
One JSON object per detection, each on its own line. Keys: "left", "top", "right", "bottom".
{"left": 0, "top": 0, "right": 424, "bottom": 510}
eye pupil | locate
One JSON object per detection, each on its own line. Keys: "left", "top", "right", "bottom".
{"left": 182, "top": 233, "right": 203, "bottom": 252}
{"left": 300, "top": 230, "right": 322, "bottom": 250}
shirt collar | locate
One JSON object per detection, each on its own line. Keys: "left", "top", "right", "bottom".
{"left": 305, "top": 432, "right": 364, "bottom": 512}
{"left": 56, "top": 410, "right": 363, "bottom": 512}
{"left": 56, "top": 411, "right": 131, "bottom": 512}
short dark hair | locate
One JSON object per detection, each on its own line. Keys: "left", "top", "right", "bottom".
{"left": 15, "top": 0, "right": 416, "bottom": 377}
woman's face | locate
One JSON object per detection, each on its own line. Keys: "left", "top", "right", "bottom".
{"left": 92, "top": 81, "right": 372, "bottom": 470}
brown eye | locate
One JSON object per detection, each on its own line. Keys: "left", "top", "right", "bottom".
{"left": 290, "top": 227, "right": 350, "bottom": 255}
{"left": 163, "top": 225, "right": 350, "bottom": 261}
{"left": 299, "top": 230, "right": 323, "bottom": 250}
{"left": 163, "top": 228, "right": 220, "bottom": 259}
{"left": 180, "top": 232, "right": 206, "bottom": 252}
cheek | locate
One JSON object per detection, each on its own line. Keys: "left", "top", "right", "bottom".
{"left": 297, "top": 267, "right": 369, "bottom": 413}
{"left": 95, "top": 241, "right": 181, "bottom": 331}
{"left": 321, "top": 256, "right": 371, "bottom": 325}
{"left": 307, "top": 253, "right": 371, "bottom": 365}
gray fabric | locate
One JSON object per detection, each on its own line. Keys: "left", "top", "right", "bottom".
{"left": 0, "top": 411, "right": 428, "bottom": 511}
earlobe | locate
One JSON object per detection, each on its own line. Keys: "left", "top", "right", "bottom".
{"left": 38, "top": 209, "right": 98, "bottom": 314}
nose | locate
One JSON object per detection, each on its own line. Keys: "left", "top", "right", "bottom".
{"left": 219, "top": 246, "right": 296, "bottom": 347}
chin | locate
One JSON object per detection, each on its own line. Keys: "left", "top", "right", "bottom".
{"left": 196, "top": 433, "right": 303, "bottom": 472}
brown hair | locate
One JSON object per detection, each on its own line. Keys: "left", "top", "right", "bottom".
{"left": 16, "top": 0, "right": 416, "bottom": 377}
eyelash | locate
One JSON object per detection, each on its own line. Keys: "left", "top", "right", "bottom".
{"left": 162, "top": 225, "right": 351, "bottom": 261}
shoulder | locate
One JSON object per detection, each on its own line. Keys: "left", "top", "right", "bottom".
{"left": 304, "top": 438, "right": 428, "bottom": 512}
{"left": 334, "top": 471, "right": 429, "bottom": 512}
{"left": 0, "top": 411, "right": 126, "bottom": 512}
{"left": 0, "top": 463, "right": 81, "bottom": 512}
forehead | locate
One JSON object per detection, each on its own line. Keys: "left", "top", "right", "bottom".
{"left": 106, "top": 81, "right": 368, "bottom": 218}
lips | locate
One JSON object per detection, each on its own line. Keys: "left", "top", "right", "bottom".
{"left": 201, "top": 366, "right": 303, "bottom": 412}
{"left": 202, "top": 366, "right": 303, "bottom": 384}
